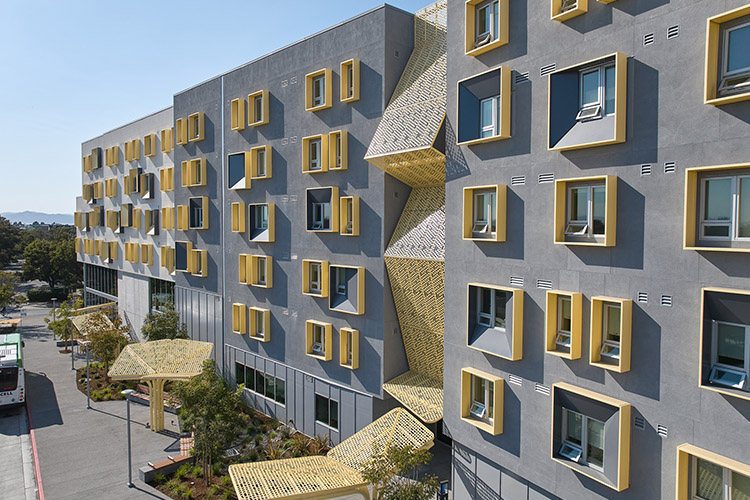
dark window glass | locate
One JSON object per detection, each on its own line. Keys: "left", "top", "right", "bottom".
{"left": 329, "top": 400, "right": 339, "bottom": 430}
{"left": 0, "top": 367, "right": 18, "bottom": 391}
{"left": 275, "top": 379, "right": 285, "bottom": 405}
{"left": 315, "top": 394, "right": 329, "bottom": 424}
{"left": 235, "top": 362, "right": 245, "bottom": 386}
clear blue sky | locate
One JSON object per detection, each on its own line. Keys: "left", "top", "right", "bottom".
{"left": 0, "top": 0, "right": 430, "bottom": 215}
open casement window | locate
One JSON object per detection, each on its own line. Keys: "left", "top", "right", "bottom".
{"left": 187, "top": 112, "right": 204, "bottom": 142}
{"left": 230, "top": 98, "right": 245, "bottom": 131}
{"left": 248, "top": 203, "right": 274, "bottom": 242}
{"left": 676, "top": 444, "right": 750, "bottom": 500}
{"left": 552, "top": 383, "right": 631, "bottom": 491}
{"left": 306, "top": 187, "right": 339, "bottom": 232}
{"left": 190, "top": 249, "right": 208, "bottom": 277}
{"left": 467, "top": 284, "right": 523, "bottom": 360}
{"left": 709, "top": 320, "right": 750, "bottom": 391}
{"left": 705, "top": 6, "right": 750, "bottom": 105}
{"left": 464, "top": 0, "right": 508, "bottom": 56}
{"left": 302, "top": 260, "right": 329, "bottom": 297}
{"left": 551, "top": 0, "right": 587, "bottom": 22}
{"left": 160, "top": 128, "right": 173, "bottom": 154}
{"left": 188, "top": 197, "right": 209, "bottom": 230}
{"left": 227, "top": 152, "right": 251, "bottom": 190}
{"left": 232, "top": 303, "right": 247, "bottom": 334}
{"left": 339, "top": 196, "right": 359, "bottom": 236}
{"left": 250, "top": 145, "right": 271, "bottom": 179}
{"left": 460, "top": 367, "right": 503, "bottom": 435}
{"left": 302, "top": 135, "right": 329, "bottom": 173}
{"left": 231, "top": 202, "right": 245, "bottom": 233}
{"left": 590, "top": 297, "right": 632, "bottom": 373}
{"left": 340, "top": 59, "right": 360, "bottom": 102}
{"left": 555, "top": 176, "right": 617, "bottom": 246}
{"left": 305, "top": 69, "right": 332, "bottom": 111}
{"left": 247, "top": 90, "right": 269, "bottom": 126}
{"left": 249, "top": 307, "right": 270, "bottom": 342}
{"left": 548, "top": 53, "right": 626, "bottom": 151}
{"left": 328, "top": 131, "right": 347, "bottom": 171}
{"left": 249, "top": 255, "right": 272, "bottom": 288}
{"left": 457, "top": 67, "right": 511, "bottom": 145}
{"left": 462, "top": 185, "right": 506, "bottom": 241}
{"left": 545, "top": 290, "right": 583, "bottom": 359}
{"left": 305, "top": 320, "right": 332, "bottom": 361}
{"left": 339, "top": 328, "right": 359, "bottom": 369}
{"left": 329, "top": 265, "right": 365, "bottom": 315}
{"left": 175, "top": 118, "right": 188, "bottom": 145}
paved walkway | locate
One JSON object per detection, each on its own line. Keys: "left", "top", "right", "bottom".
{"left": 0, "top": 406, "right": 38, "bottom": 500}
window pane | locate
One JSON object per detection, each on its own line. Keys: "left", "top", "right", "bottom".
{"left": 494, "top": 290, "right": 506, "bottom": 329}
{"left": 235, "top": 362, "right": 245, "bottom": 386}
{"left": 565, "top": 410, "right": 582, "bottom": 445}
{"left": 475, "top": 194, "right": 487, "bottom": 222}
{"left": 477, "top": 5, "right": 489, "bottom": 35}
{"left": 581, "top": 71, "right": 600, "bottom": 106}
{"left": 592, "top": 186, "right": 606, "bottom": 235}
{"left": 472, "top": 376, "right": 486, "bottom": 404}
{"left": 255, "top": 370, "right": 264, "bottom": 395}
{"left": 705, "top": 178, "right": 732, "bottom": 221}
{"left": 604, "top": 66, "right": 616, "bottom": 115}
{"left": 265, "top": 374, "right": 274, "bottom": 399}
{"left": 246, "top": 368, "right": 255, "bottom": 392}
{"left": 586, "top": 418, "right": 605, "bottom": 469}
{"left": 732, "top": 470, "right": 750, "bottom": 500}
{"left": 605, "top": 304, "right": 621, "bottom": 341}
{"left": 696, "top": 458, "right": 723, "bottom": 500}
{"left": 315, "top": 394, "right": 329, "bottom": 424}
{"left": 727, "top": 25, "right": 750, "bottom": 73}
{"left": 492, "top": 1, "right": 498, "bottom": 39}
{"left": 481, "top": 98, "right": 494, "bottom": 133}
{"left": 739, "top": 178, "right": 750, "bottom": 238}
{"left": 480, "top": 288, "right": 492, "bottom": 317}
{"left": 330, "top": 400, "right": 339, "bottom": 429}
{"left": 570, "top": 187, "right": 588, "bottom": 221}
{"left": 717, "top": 323, "right": 746, "bottom": 368}
{"left": 275, "top": 379, "right": 285, "bottom": 405}
{"left": 490, "top": 192, "right": 497, "bottom": 231}
{"left": 560, "top": 298, "right": 572, "bottom": 332}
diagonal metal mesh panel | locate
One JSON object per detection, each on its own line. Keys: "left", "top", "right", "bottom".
{"left": 385, "top": 185, "right": 445, "bottom": 261}
{"left": 382, "top": 372, "right": 444, "bottom": 424}
{"left": 71, "top": 312, "right": 115, "bottom": 338}
{"left": 108, "top": 339, "right": 213, "bottom": 381}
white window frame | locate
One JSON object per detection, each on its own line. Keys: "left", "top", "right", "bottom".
{"left": 691, "top": 456, "right": 750, "bottom": 500}
{"left": 190, "top": 201, "right": 203, "bottom": 229}
{"left": 253, "top": 309, "right": 265, "bottom": 338}
{"left": 311, "top": 202, "right": 329, "bottom": 230}
{"left": 560, "top": 0, "right": 578, "bottom": 14}
{"left": 560, "top": 408, "right": 605, "bottom": 472}
{"left": 312, "top": 324, "right": 325, "bottom": 354}
{"left": 309, "top": 262, "right": 321, "bottom": 293}
{"left": 253, "top": 94, "right": 264, "bottom": 123}
{"left": 256, "top": 257, "right": 267, "bottom": 286}
{"left": 474, "top": 0, "right": 499, "bottom": 47}
{"left": 476, "top": 287, "right": 506, "bottom": 331}
{"left": 312, "top": 75, "right": 325, "bottom": 107}
{"left": 555, "top": 296, "right": 572, "bottom": 348}
{"left": 256, "top": 148, "right": 266, "bottom": 177}
{"left": 565, "top": 183, "right": 606, "bottom": 238}
{"left": 335, "top": 268, "right": 347, "bottom": 296}
{"left": 709, "top": 319, "right": 750, "bottom": 391}
{"left": 469, "top": 374, "right": 493, "bottom": 423}
{"left": 343, "top": 198, "right": 353, "bottom": 233}
{"left": 700, "top": 175, "right": 750, "bottom": 241}
{"left": 346, "top": 64, "right": 354, "bottom": 99}
{"left": 255, "top": 205, "right": 269, "bottom": 231}
{"left": 719, "top": 21, "right": 750, "bottom": 95}
{"left": 472, "top": 190, "right": 496, "bottom": 236}
{"left": 344, "top": 329, "right": 353, "bottom": 366}
{"left": 600, "top": 302, "right": 621, "bottom": 360}
{"left": 479, "top": 95, "right": 501, "bottom": 138}
{"left": 576, "top": 64, "right": 615, "bottom": 122}
{"left": 335, "top": 133, "right": 342, "bottom": 168}
{"left": 309, "top": 138, "right": 322, "bottom": 171}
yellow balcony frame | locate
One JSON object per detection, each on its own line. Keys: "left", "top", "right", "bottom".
{"left": 305, "top": 69, "right": 332, "bottom": 112}
{"left": 230, "top": 97, "right": 246, "bottom": 131}
{"left": 339, "top": 196, "right": 359, "bottom": 236}
{"left": 461, "top": 367, "right": 503, "bottom": 435}
{"left": 176, "top": 205, "right": 188, "bottom": 231}
{"left": 456, "top": 66, "right": 512, "bottom": 145}
{"left": 339, "top": 328, "right": 359, "bottom": 370}
{"left": 191, "top": 249, "right": 208, "bottom": 277}
{"left": 340, "top": 59, "right": 360, "bottom": 102}
{"left": 705, "top": 5, "right": 750, "bottom": 106}
{"left": 161, "top": 207, "right": 175, "bottom": 230}
{"left": 545, "top": 290, "right": 583, "bottom": 359}
{"left": 466, "top": 283, "right": 523, "bottom": 361}
{"left": 676, "top": 444, "right": 750, "bottom": 500}
{"left": 132, "top": 208, "right": 141, "bottom": 230}
{"left": 551, "top": 0, "right": 587, "bottom": 22}
{"left": 144, "top": 134, "right": 157, "bottom": 157}
{"left": 93, "top": 181, "right": 103, "bottom": 200}
{"left": 250, "top": 145, "right": 272, "bottom": 179}
{"left": 94, "top": 240, "right": 102, "bottom": 257}
{"left": 231, "top": 202, "right": 245, "bottom": 233}
{"left": 590, "top": 296, "right": 632, "bottom": 373}
{"left": 302, "top": 260, "right": 329, "bottom": 297}
{"left": 247, "top": 90, "right": 269, "bottom": 126}
{"left": 462, "top": 185, "right": 507, "bottom": 242}
{"left": 302, "top": 134, "right": 329, "bottom": 173}
{"left": 248, "top": 203, "right": 275, "bottom": 243}
{"left": 126, "top": 139, "right": 141, "bottom": 162}
{"left": 249, "top": 255, "right": 273, "bottom": 288}
{"left": 238, "top": 254, "right": 249, "bottom": 285}
{"left": 328, "top": 131, "right": 347, "bottom": 171}
{"left": 249, "top": 307, "right": 271, "bottom": 342}
{"left": 160, "top": 246, "right": 174, "bottom": 272}
{"left": 141, "top": 244, "right": 153, "bottom": 266}
{"left": 554, "top": 175, "right": 617, "bottom": 247}
{"left": 175, "top": 118, "right": 188, "bottom": 145}
{"left": 160, "top": 128, "right": 173, "bottom": 154}
{"left": 551, "top": 382, "right": 631, "bottom": 492}
{"left": 305, "top": 320, "right": 332, "bottom": 361}
{"left": 105, "top": 178, "right": 117, "bottom": 198}
{"left": 329, "top": 265, "right": 365, "bottom": 316}
{"left": 74, "top": 238, "right": 81, "bottom": 253}
{"left": 232, "top": 303, "right": 247, "bottom": 335}
{"left": 160, "top": 167, "right": 174, "bottom": 192}
{"left": 465, "top": 0, "right": 509, "bottom": 56}
{"left": 182, "top": 158, "right": 206, "bottom": 188}
{"left": 187, "top": 112, "right": 204, "bottom": 142}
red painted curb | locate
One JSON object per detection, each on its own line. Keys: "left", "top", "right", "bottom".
{"left": 26, "top": 402, "right": 45, "bottom": 500}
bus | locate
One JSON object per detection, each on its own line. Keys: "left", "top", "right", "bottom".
{"left": 0, "top": 333, "right": 24, "bottom": 408}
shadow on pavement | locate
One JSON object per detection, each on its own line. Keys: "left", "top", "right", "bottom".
{"left": 26, "top": 371, "right": 63, "bottom": 428}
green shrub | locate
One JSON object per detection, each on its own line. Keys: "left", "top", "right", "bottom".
{"left": 182, "top": 487, "right": 194, "bottom": 499}
{"left": 191, "top": 465, "right": 202, "bottom": 477}
{"left": 174, "top": 484, "right": 185, "bottom": 497}
{"left": 254, "top": 435, "right": 262, "bottom": 446}
{"left": 174, "top": 464, "right": 190, "bottom": 480}
{"left": 211, "top": 461, "right": 222, "bottom": 477}
{"left": 222, "top": 475, "right": 232, "bottom": 487}
{"left": 223, "top": 489, "right": 233, "bottom": 500}
{"left": 166, "top": 479, "right": 179, "bottom": 491}
{"left": 152, "top": 473, "right": 165, "bottom": 485}
{"left": 269, "top": 431, "right": 277, "bottom": 439}
{"left": 208, "top": 485, "right": 221, "bottom": 497}
{"left": 248, "top": 450, "right": 259, "bottom": 461}
{"left": 102, "top": 393, "right": 111, "bottom": 401}
{"left": 27, "top": 287, "right": 67, "bottom": 302}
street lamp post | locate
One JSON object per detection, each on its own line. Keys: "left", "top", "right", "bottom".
{"left": 121, "top": 389, "right": 135, "bottom": 488}
{"left": 81, "top": 341, "right": 91, "bottom": 409}
{"left": 51, "top": 298, "right": 57, "bottom": 323}
{"left": 70, "top": 322, "right": 75, "bottom": 371}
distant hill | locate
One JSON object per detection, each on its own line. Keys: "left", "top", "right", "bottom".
{"left": 1, "top": 211, "right": 74, "bottom": 225}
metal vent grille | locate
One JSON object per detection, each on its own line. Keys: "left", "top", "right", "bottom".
{"left": 281, "top": 138, "right": 289, "bottom": 145}
{"left": 643, "top": 33, "right": 655, "bottom": 46}
{"left": 537, "top": 279, "right": 553, "bottom": 290}
{"left": 657, "top": 424, "right": 668, "bottom": 438}
{"left": 535, "top": 383, "right": 551, "bottom": 396}
{"left": 508, "top": 375, "right": 523, "bottom": 386}
{"left": 515, "top": 71, "right": 530, "bottom": 85}
{"left": 640, "top": 164, "right": 652, "bottom": 176}
{"left": 661, "top": 295, "right": 673, "bottom": 307}
{"left": 289, "top": 195, "right": 298, "bottom": 202}
{"left": 290, "top": 136, "right": 297, "bottom": 143}
{"left": 290, "top": 76, "right": 298, "bottom": 85}
{"left": 281, "top": 80, "right": 289, "bottom": 87}
{"left": 667, "top": 25, "right": 680, "bottom": 39}
{"left": 664, "top": 161, "right": 676, "bottom": 174}
{"left": 634, "top": 416, "right": 646, "bottom": 430}
{"left": 540, "top": 63, "right": 556, "bottom": 77}
{"left": 510, "top": 276, "right": 524, "bottom": 287}
{"left": 281, "top": 196, "right": 289, "bottom": 203}
{"left": 637, "top": 292, "right": 648, "bottom": 304}
{"left": 511, "top": 175, "right": 526, "bottom": 186}
{"left": 538, "top": 173, "right": 555, "bottom": 184}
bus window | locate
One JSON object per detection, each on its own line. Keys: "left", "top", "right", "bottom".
{"left": 0, "top": 367, "right": 18, "bottom": 392}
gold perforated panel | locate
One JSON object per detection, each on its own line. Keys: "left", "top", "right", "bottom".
{"left": 108, "top": 339, "right": 213, "bottom": 381}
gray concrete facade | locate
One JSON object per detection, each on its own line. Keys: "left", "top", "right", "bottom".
{"left": 445, "top": 0, "right": 750, "bottom": 499}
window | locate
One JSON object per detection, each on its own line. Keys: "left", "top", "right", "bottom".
{"left": 250, "top": 255, "right": 272, "bottom": 288}
{"left": 251, "top": 145, "right": 271, "bottom": 179}
{"left": 227, "top": 152, "right": 251, "bottom": 190}
{"left": 705, "top": 6, "right": 750, "bottom": 105}
{"left": 175, "top": 118, "right": 188, "bottom": 145}
{"left": 328, "top": 131, "right": 347, "bottom": 171}
{"left": 161, "top": 207, "right": 175, "bottom": 231}
{"left": 191, "top": 249, "right": 207, "bottom": 277}
{"left": 160, "top": 245, "right": 174, "bottom": 273}
{"left": 124, "top": 139, "right": 141, "bottom": 162}
{"left": 160, "top": 128, "right": 173, "bottom": 153}
{"left": 230, "top": 97, "right": 245, "bottom": 131}
{"left": 303, "top": 260, "right": 329, "bottom": 297}
{"left": 551, "top": 0, "right": 587, "bottom": 22}
{"left": 140, "top": 173, "right": 155, "bottom": 199}
{"left": 340, "top": 59, "right": 360, "bottom": 102}
{"left": 590, "top": 297, "right": 632, "bottom": 372}
{"left": 302, "top": 135, "right": 328, "bottom": 173}
{"left": 305, "top": 69, "right": 332, "bottom": 111}
{"left": 676, "top": 444, "right": 750, "bottom": 500}
{"left": 248, "top": 203, "right": 274, "bottom": 242}
{"left": 555, "top": 176, "right": 617, "bottom": 246}
{"left": 247, "top": 90, "right": 269, "bottom": 126}
{"left": 329, "top": 266, "right": 365, "bottom": 315}
{"left": 250, "top": 307, "right": 270, "bottom": 342}
{"left": 145, "top": 210, "right": 159, "bottom": 236}
{"left": 546, "top": 291, "right": 582, "bottom": 359}
{"left": 127, "top": 168, "right": 142, "bottom": 195}
{"left": 144, "top": 134, "right": 157, "bottom": 157}
{"left": 160, "top": 167, "right": 174, "bottom": 192}
{"left": 710, "top": 320, "right": 749, "bottom": 391}
{"left": 314, "top": 394, "right": 338, "bottom": 430}
{"left": 310, "top": 263, "right": 322, "bottom": 293}
{"left": 552, "top": 383, "right": 631, "bottom": 491}
{"left": 467, "top": 283, "right": 523, "bottom": 361}
{"left": 306, "top": 320, "right": 332, "bottom": 361}
{"left": 182, "top": 158, "right": 207, "bottom": 188}
{"left": 187, "top": 112, "right": 204, "bottom": 142}
{"left": 232, "top": 303, "right": 247, "bottom": 334}
{"left": 188, "top": 197, "right": 209, "bottom": 230}
{"left": 312, "top": 203, "right": 329, "bottom": 230}
{"left": 307, "top": 187, "right": 339, "bottom": 232}
{"left": 340, "top": 328, "right": 358, "bottom": 369}
{"left": 457, "top": 67, "right": 511, "bottom": 145}
{"left": 149, "top": 278, "right": 174, "bottom": 313}
{"left": 236, "top": 362, "right": 285, "bottom": 405}
{"left": 465, "top": 0, "right": 508, "bottom": 56}
{"left": 463, "top": 185, "right": 506, "bottom": 242}
{"left": 339, "top": 196, "right": 359, "bottom": 236}
{"left": 231, "top": 202, "right": 245, "bottom": 233}
{"left": 474, "top": 189, "right": 496, "bottom": 235}
{"left": 548, "top": 53, "right": 626, "bottom": 151}
{"left": 460, "top": 368, "right": 503, "bottom": 435}
{"left": 174, "top": 241, "right": 193, "bottom": 273}
{"left": 335, "top": 267, "right": 347, "bottom": 295}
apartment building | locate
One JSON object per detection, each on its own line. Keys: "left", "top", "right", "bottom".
{"left": 445, "top": 1, "right": 750, "bottom": 499}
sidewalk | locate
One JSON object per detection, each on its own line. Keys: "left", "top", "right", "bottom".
{"left": 0, "top": 406, "right": 37, "bottom": 500}
{"left": 21, "top": 304, "right": 178, "bottom": 500}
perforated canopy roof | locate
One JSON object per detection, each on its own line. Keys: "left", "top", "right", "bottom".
{"left": 107, "top": 339, "right": 213, "bottom": 381}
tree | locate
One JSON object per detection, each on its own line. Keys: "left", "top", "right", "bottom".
{"left": 360, "top": 445, "right": 439, "bottom": 500}
{"left": 0, "top": 272, "right": 19, "bottom": 309}
{"left": 45, "top": 296, "right": 83, "bottom": 350}
{"left": 82, "top": 313, "right": 131, "bottom": 378}
{"left": 141, "top": 304, "right": 188, "bottom": 341}
{"left": 0, "top": 216, "right": 20, "bottom": 268}
{"left": 22, "top": 238, "right": 81, "bottom": 291}
{"left": 23, "top": 239, "right": 54, "bottom": 286}
{"left": 172, "top": 360, "right": 247, "bottom": 486}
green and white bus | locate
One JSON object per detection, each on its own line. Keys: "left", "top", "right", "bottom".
{"left": 0, "top": 333, "right": 25, "bottom": 408}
